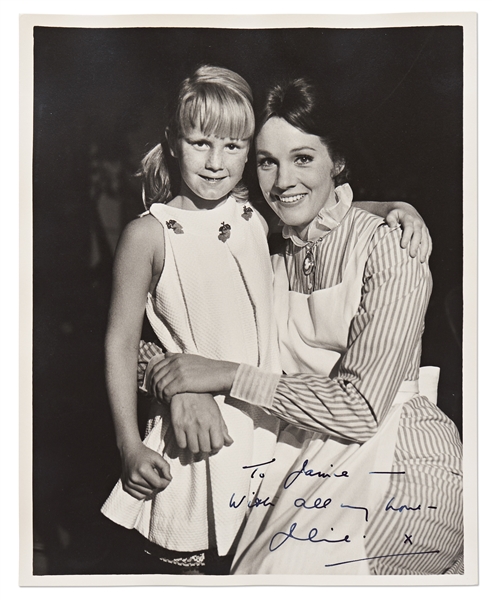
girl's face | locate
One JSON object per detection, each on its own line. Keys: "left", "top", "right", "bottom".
{"left": 174, "top": 126, "right": 250, "bottom": 208}
{"left": 256, "top": 117, "right": 340, "bottom": 239}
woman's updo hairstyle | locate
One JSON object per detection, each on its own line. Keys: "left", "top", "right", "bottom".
{"left": 257, "top": 78, "right": 349, "bottom": 186}
{"left": 139, "top": 65, "right": 255, "bottom": 209}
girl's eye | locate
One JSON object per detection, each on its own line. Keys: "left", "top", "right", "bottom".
{"left": 226, "top": 143, "right": 240, "bottom": 151}
{"left": 295, "top": 155, "right": 314, "bottom": 165}
{"left": 192, "top": 141, "right": 209, "bottom": 149}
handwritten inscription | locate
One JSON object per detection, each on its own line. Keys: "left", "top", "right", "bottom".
{"left": 230, "top": 458, "right": 439, "bottom": 571}
{"left": 230, "top": 492, "right": 275, "bottom": 509}
{"left": 242, "top": 459, "right": 276, "bottom": 479}
{"left": 324, "top": 550, "right": 440, "bottom": 569}
{"left": 284, "top": 459, "right": 349, "bottom": 489}
{"left": 294, "top": 497, "right": 332, "bottom": 510}
{"left": 269, "top": 522, "right": 351, "bottom": 552}
{"left": 340, "top": 503, "right": 369, "bottom": 522}
{"left": 385, "top": 497, "right": 421, "bottom": 513}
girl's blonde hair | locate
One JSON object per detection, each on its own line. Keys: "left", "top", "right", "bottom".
{"left": 139, "top": 65, "right": 255, "bottom": 209}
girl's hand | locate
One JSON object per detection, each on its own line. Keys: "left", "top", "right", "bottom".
{"left": 384, "top": 202, "right": 432, "bottom": 262}
{"left": 171, "top": 393, "right": 234, "bottom": 455}
{"left": 120, "top": 441, "right": 172, "bottom": 500}
{"left": 147, "top": 353, "right": 239, "bottom": 403}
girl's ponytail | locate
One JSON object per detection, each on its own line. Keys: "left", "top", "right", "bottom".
{"left": 138, "top": 143, "right": 173, "bottom": 210}
{"left": 230, "top": 180, "right": 249, "bottom": 202}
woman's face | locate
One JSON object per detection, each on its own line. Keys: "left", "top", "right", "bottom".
{"left": 256, "top": 117, "right": 339, "bottom": 238}
{"left": 174, "top": 125, "right": 249, "bottom": 208}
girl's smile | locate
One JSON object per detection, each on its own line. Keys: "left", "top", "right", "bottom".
{"left": 173, "top": 127, "right": 249, "bottom": 210}
{"left": 199, "top": 175, "right": 227, "bottom": 183}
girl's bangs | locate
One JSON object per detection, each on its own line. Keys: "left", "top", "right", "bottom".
{"left": 181, "top": 91, "right": 254, "bottom": 140}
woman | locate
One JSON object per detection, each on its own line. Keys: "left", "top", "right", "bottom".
{"left": 144, "top": 78, "right": 463, "bottom": 575}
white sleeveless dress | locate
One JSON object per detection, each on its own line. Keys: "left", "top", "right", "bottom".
{"left": 102, "top": 197, "right": 281, "bottom": 557}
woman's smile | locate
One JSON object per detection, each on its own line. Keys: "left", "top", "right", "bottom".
{"left": 275, "top": 193, "right": 308, "bottom": 205}
{"left": 256, "top": 117, "right": 341, "bottom": 239}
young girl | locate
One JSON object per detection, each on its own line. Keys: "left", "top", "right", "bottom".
{"left": 101, "top": 65, "right": 284, "bottom": 574}
{"left": 101, "top": 65, "right": 430, "bottom": 575}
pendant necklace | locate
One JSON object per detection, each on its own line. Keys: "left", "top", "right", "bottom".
{"left": 302, "top": 235, "right": 327, "bottom": 278}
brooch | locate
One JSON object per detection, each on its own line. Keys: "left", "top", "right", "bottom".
{"left": 242, "top": 205, "right": 253, "bottom": 221}
{"left": 302, "top": 249, "right": 315, "bottom": 276}
{"left": 302, "top": 235, "right": 327, "bottom": 278}
{"left": 166, "top": 220, "right": 184, "bottom": 234}
{"left": 218, "top": 222, "right": 231, "bottom": 242}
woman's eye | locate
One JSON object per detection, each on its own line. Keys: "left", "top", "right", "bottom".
{"left": 257, "top": 157, "right": 275, "bottom": 169}
{"left": 295, "top": 155, "right": 314, "bottom": 165}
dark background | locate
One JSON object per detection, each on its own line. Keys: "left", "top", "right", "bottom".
{"left": 32, "top": 25, "right": 463, "bottom": 575}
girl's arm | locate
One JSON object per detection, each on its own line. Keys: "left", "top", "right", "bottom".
{"left": 105, "top": 216, "right": 171, "bottom": 500}
{"left": 142, "top": 353, "right": 235, "bottom": 454}
{"left": 146, "top": 227, "right": 432, "bottom": 443}
{"left": 114, "top": 221, "right": 234, "bottom": 459}
{"left": 353, "top": 200, "right": 431, "bottom": 261}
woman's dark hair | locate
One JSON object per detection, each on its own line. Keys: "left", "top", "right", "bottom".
{"left": 256, "top": 78, "right": 350, "bottom": 186}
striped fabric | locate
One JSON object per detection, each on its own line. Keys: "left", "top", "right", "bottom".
{"left": 137, "top": 206, "right": 463, "bottom": 574}
{"left": 232, "top": 209, "right": 432, "bottom": 440}
{"left": 137, "top": 341, "right": 163, "bottom": 390}
{"left": 231, "top": 207, "right": 463, "bottom": 574}
{"left": 274, "top": 210, "right": 431, "bottom": 441}
{"left": 366, "top": 395, "right": 463, "bottom": 575}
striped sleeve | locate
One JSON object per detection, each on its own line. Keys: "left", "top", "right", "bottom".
{"left": 137, "top": 340, "right": 164, "bottom": 392}
{"left": 231, "top": 227, "right": 432, "bottom": 443}
{"left": 230, "top": 363, "right": 281, "bottom": 407}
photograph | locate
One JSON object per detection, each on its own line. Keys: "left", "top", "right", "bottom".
{"left": 19, "top": 11, "right": 477, "bottom": 586}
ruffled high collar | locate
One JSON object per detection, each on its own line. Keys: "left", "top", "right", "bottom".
{"left": 282, "top": 183, "right": 353, "bottom": 247}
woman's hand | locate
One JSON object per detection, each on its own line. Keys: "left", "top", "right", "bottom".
{"left": 384, "top": 202, "right": 432, "bottom": 262}
{"left": 120, "top": 441, "right": 172, "bottom": 500}
{"left": 147, "top": 353, "right": 239, "bottom": 403}
{"left": 171, "top": 393, "right": 234, "bottom": 455}
{"left": 355, "top": 200, "right": 432, "bottom": 262}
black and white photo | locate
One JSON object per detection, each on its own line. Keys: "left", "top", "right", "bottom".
{"left": 19, "top": 11, "right": 477, "bottom": 586}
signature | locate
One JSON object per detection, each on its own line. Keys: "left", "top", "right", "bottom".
{"left": 284, "top": 459, "right": 349, "bottom": 490}
{"left": 325, "top": 550, "right": 440, "bottom": 569}
{"left": 269, "top": 522, "right": 350, "bottom": 552}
